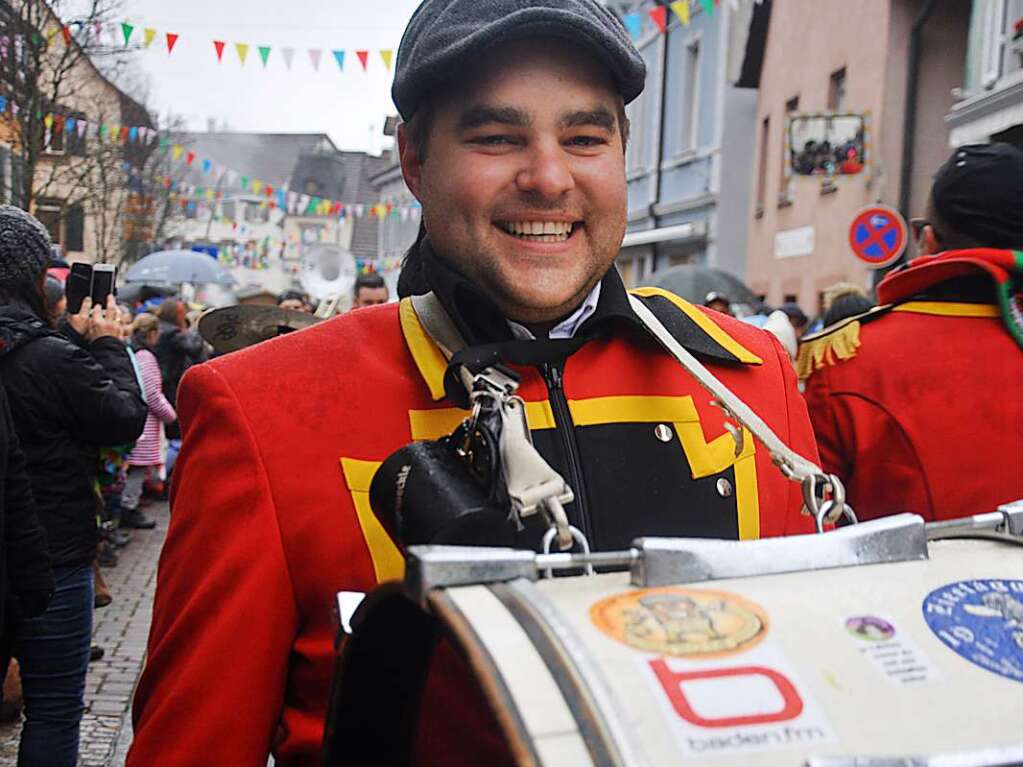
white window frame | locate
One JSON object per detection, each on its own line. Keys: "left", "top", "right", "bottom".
{"left": 680, "top": 35, "right": 703, "bottom": 153}
{"left": 982, "top": 0, "right": 1007, "bottom": 88}
{"left": 626, "top": 31, "right": 663, "bottom": 176}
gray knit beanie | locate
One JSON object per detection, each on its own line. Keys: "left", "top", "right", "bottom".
{"left": 0, "top": 204, "right": 53, "bottom": 285}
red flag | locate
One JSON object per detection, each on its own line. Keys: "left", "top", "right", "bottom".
{"left": 120, "top": 126, "right": 129, "bottom": 143}
{"left": 264, "top": 185, "right": 274, "bottom": 197}
{"left": 356, "top": 50, "right": 369, "bottom": 71}
{"left": 61, "top": 26, "right": 71, "bottom": 45}
{"left": 166, "top": 33, "right": 178, "bottom": 54}
{"left": 186, "top": 151, "right": 195, "bottom": 165}
{"left": 213, "top": 40, "right": 225, "bottom": 62}
{"left": 648, "top": 6, "right": 668, "bottom": 32}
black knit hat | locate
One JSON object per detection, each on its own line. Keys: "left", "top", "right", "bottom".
{"left": 931, "top": 143, "right": 1023, "bottom": 249}
{"left": 0, "top": 205, "right": 53, "bottom": 286}
{"left": 393, "top": 0, "right": 647, "bottom": 121}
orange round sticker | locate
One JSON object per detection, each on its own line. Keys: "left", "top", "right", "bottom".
{"left": 590, "top": 586, "right": 769, "bottom": 658}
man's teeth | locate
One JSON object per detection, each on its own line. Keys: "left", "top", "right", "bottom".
{"left": 499, "top": 221, "right": 575, "bottom": 241}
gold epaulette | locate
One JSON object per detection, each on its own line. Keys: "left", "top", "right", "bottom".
{"left": 796, "top": 306, "right": 891, "bottom": 380}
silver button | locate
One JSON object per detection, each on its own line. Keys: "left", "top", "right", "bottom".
{"left": 654, "top": 424, "right": 673, "bottom": 442}
{"left": 716, "top": 478, "right": 734, "bottom": 498}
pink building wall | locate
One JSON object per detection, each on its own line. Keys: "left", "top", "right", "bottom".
{"left": 745, "top": 0, "right": 968, "bottom": 315}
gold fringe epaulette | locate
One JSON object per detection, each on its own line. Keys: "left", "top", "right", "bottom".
{"left": 796, "top": 320, "right": 862, "bottom": 379}
{"left": 795, "top": 305, "right": 893, "bottom": 380}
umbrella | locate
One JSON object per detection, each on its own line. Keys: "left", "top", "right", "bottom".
{"left": 116, "top": 283, "right": 179, "bottom": 305}
{"left": 649, "top": 264, "right": 756, "bottom": 308}
{"left": 125, "top": 250, "right": 236, "bottom": 286}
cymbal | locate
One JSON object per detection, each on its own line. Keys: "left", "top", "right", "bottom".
{"left": 198, "top": 304, "right": 322, "bottom": 354}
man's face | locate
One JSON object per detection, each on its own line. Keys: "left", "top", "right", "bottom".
{"left": 279, "top": 298, "right": 307, "bottom": 313}
{"left": 400, "top": 39, "right": 628, "bottom": 324}
{"left": 353, "top": 287, "right": 389, "bottom": 308}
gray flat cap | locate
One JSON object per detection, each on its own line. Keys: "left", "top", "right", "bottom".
{"left": 393, "top": 0, "right": 647, "bottom": 121}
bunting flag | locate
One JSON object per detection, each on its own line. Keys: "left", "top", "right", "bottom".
{"left": 356, "top": 50, "right": 368, "bottom": 71}
{"left": 308, "top": 48, "right": 322, "bottom": 71}
{"left": 143, "top": 27, "right": 156, "bottom": 48}
{"left": 121, "top": 22, "right": 134, "bottom": 46}
{"left": 213, "top": 40, "right": 225, "bottom": 61}
{"left": 61, "top": 26, "right": 72, "bottom": 46}
{"left": 258, "top": 45, "right": 271, "bottom": 67}
{"left": 186, "top": 151, "right": 196, "bottom": 166}
{"left": 670, "top": 1, "right": 691, "bottom": 25}
{"left": 379, "top": 49, "right": 393, "bottom": 71}
{"left": 699, "top": 0, "right": 715, "bottom": 15}
{"left": 281, "top": 47, "right": 295, "bottom": 70}
{"left": 622, "top": 12, "right": 642, "bottom": 38}
{"left": 648, "top": 6, "right": 668, "bottom": 32}
{"left": 235, "top": 42, "right": 249, "bottom": 65}
{"left": 332, "top": 49, "right": 345, "bottom": 71}
{"left": 166, "top": 33, "right": 178, "bottom": 54}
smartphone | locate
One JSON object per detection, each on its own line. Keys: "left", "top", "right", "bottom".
{"left": 66, "top": 262, "right": 92, "bottom": 314}
{"left": 90, "top": 264, "right": 117, "bottom": 307}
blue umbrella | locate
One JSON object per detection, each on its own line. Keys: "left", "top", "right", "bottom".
{"left": 125, "top": 249, "right": 236, "bottom": 286}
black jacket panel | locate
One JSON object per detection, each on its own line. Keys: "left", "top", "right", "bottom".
{"left": 0, "top": 305, "right": 147, "bottom": 567}
{"left": 0, "top": 383, "right": 53, "bottom": 626}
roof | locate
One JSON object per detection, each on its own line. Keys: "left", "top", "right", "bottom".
{"left": 172, "top": 132, "right": 340, "bottom": 190}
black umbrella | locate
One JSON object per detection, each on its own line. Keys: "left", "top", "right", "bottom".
{"left": 649, "top": 264, "right": 756, "bottom": 307}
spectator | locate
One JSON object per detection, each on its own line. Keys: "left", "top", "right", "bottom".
{"left": 779, "top": 302, "right": 809, "bottom": 340}
{"left": 822, "top": 291, "right": 874, "bottom": 328}
{"left": 43, "top": 275, "right": 65, "bottom": 323}
{"left": 153, "top": 298, "right": 206, "bottom": 442}
{"left": 0, "top": 382, "right": 54, "bottom": 703}
{"left": 278, "top": 290, "right": 312, "bottom": 313}
{"left": 703, "top": 291, "right": 732, "bottom": 316}
{"left": 121, "top": 313, "right": 177, "bottom": 531}
{"left": 352, "top": 273, "right": 389, "bottom": 308}
{"left": 0, "top": 205, "right": 146, "bottom": 766}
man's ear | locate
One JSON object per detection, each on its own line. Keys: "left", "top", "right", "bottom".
{"left": 919, "top": 225, "right": 940, "bottom": 256}
{"left": 398, "top": 123, "right": 423, "bottom": 200}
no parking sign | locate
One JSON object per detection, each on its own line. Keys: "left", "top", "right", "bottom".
{"left": 848, "top": 205, "right": 908, "bottom": 269}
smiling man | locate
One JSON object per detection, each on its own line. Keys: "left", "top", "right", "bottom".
{"left": 128, "top": 2, "right": 820, "bottom": 765}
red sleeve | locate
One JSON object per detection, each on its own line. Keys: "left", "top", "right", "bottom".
{"left": 128, "top": 364, "right": 299, "bottom": 767}
{"left": 803, "top": 368, "right": 932, "bottom": 522}
{"left": 774, "top": 338, "right": 819, "bottom": 536}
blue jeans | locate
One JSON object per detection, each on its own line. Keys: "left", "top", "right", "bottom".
{"left": 13, "top": 564, "right": 93, "bottom": 767}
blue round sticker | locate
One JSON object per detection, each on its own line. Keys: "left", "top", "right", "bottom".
{"left": 922, "top": 579, "right": 1023, "bottom": 684}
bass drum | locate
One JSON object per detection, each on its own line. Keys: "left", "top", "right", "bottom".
{"left": 326, "top": 527, "right": 1023, "bottom": 766}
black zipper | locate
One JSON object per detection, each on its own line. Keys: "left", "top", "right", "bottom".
{"left": 541, "top": 360, "right": 593, "bottom": 544}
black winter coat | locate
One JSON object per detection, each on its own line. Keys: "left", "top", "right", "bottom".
{"left": 0, "top": 381, "right": 53, "bottom": 627}
{"left": 154, "top": 321, "right": 206, "bottom": 440}
{"left": 0, "top": 303, "right": 147, "bottom": 567}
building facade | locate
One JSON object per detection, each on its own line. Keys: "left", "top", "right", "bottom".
{"left": 946, "top": 0, "right": 1023, "bottom": 149}
{"left": 615, "top": 1, "right": 759, "bottom": 288}
{"left": 743, "top": 0, "right": 970, "bottom": 315}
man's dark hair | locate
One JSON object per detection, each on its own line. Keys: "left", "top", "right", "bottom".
{"left": 277, "top": 289, "right": 307, "bottom": 305}
{"left": 354, "top": 272, "right": 387, "bottom": 297}
{"left": 925, "top": 198, "right": 984, "bottom": 251}
{"left": 823, "top": 292, "right": 874, "bottom": 328}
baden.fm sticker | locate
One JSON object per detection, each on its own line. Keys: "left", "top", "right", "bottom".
{"left": 922, "top": 579, "right": 1023, "bottom": 684}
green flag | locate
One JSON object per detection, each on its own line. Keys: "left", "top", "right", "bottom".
{"left": 121, "top": 22, "right": 134, "bottom": 46}
{"left": 258, "top": 46, "right": 271, "bottom": 67}
{"left": 699, "top": 0, "right": 714, "bottom": 16}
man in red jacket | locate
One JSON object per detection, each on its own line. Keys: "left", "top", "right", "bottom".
{"left": 800, "top": 143, "right": 1023, "bottom": 523}
{"left": 129, "top": 2, "right": 825, "bottom": 764}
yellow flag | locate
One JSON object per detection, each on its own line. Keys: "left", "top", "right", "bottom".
{"left": 252, "top": 179, "right": 263, "bottom": 194}
{"left": 173, "top": 144, "right": 184, "bottom": 161}
{"left": 670, "top": 0, "right": 690, "bottom": 25}
{"left": 235, "top": 42, "right": 249, "bottom": 65}
{"left": 43, "top": 113, "right": 53, "bottom": 129}
{"left": 143, "top": 28, "right": 156, "bottom": 48}
{"left": 379, "top": 49, "right": 394, "bottom": 71}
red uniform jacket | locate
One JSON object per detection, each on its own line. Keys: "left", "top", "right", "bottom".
{"left": 128, "top": 289, "right": 818, "bottom": 766}
{"left": 800, "top": 250, "right": 1023, "bottom": 522}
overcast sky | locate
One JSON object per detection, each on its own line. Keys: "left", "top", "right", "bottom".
{"left": 116, "top": 0, "right": 422, "bottom": 154}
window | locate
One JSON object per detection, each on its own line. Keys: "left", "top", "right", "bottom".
{"left": 303, "top": 178, "right": 321, "bottom": 196}
{"left": 244, "top": 201, "right": 269, "bottom": 223}
{"left": 680, "top": 39, "right": 701, "bottom": 151}
{"left": 828, "top": 68, "right": 847, "bottom": 111}
{"left": 65, "top": 204, "right": 84, "bottom": 252}
{"left": 780, "top": 97, "right": 799, "bottom": 199}
{"left": 784, "top": 293, "right": 798, "bottom": 304}
{"left": 756, "top": 117, "right": 769, "bottom": 211}
{"left": 46, "top": 118, "right": 65, "bottom": 155}
{"left": 36, "top": 200, "right": 62, "bottom": 244}
{"left": 982, "top": 0, "right": 1007, "bottom": 86}
{"left": 626, "top": 36, "right": 662, "bottom": 174}
{"left": 221, "top": 201, "right": 236, "bottom": 221}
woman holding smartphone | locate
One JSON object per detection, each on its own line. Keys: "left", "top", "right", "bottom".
{"left": 0, "top": 206, "right": 146, "bottom": 766}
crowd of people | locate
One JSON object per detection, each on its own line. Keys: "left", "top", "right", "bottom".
{"left": 0, "top": 204, "right": 209, "bottom": 765}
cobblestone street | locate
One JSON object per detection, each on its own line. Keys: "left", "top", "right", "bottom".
{"left": 0, "top": 501, "right": 167, "bottom": 767}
